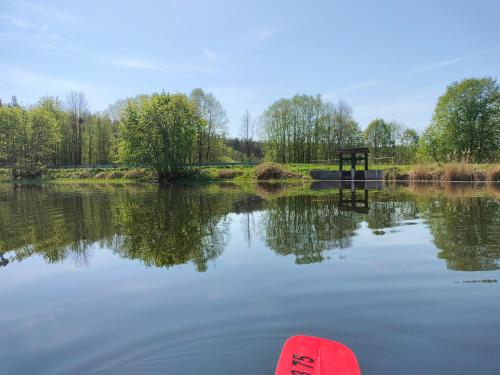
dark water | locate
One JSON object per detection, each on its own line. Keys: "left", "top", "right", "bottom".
{"left": 1, "top": 181, "right": 500, "bottom": 375}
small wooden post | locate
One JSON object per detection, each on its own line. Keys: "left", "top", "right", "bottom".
{"left": 339, "top": 155, "right": 343, "bottom": 180}
{"left": 351, "top": 152, "right": 356, "bottom": 181}
{"left": 364, "top": 152, "right": 368, "bottom": 171}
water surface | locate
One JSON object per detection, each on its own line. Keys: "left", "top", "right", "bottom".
{"left": 1, "top": 181, "right": 499, "bottom": 374}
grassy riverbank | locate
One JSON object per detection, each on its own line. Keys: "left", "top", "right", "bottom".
{"left": 0, "top": 163, "right": 397, "bottom": 182}
{"left": 385, "top": 163, "right": 500, "bottom": 182}
{"left": 0, "top": 162, "right": 498, "bottom": 182}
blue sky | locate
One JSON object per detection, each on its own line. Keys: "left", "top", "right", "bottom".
{"left": 1, "top": 0, "right": 499, "bottom": 136}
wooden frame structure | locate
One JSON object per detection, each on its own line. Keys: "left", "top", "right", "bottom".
{"left": 338, "top": 147, "right": 369, "bottom": 180}
{"left": 338, "top": 186, "right": 369, "bottom": 214}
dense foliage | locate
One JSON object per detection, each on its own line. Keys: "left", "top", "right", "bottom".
{"left": 0, "top": 90, "right": 233, "bottom": 179}
{"left": 0, "top": 104, "right": 58, "bottom": 178}
{"left": 262, "top": 96, "right": 363, "bottom": 163}
{"left": 190, "top": 88, "right": 228, "bottom": 163}
{"left": 120, "top": 92, "right": 201, "bottom": 179}
{"left": 419, "top": 77, "right": 500, "bottom": 162}
{"left": 0, "top": 76, "right": 498, "bottom": 180}
{"left": 364, "top": 119, "right": 419, "bottom": 164}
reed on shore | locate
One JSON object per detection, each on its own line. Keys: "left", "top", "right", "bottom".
{"left": 385, "top": 163, "right": 500, "bottom": 182}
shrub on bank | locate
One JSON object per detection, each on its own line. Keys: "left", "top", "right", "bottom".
{"left": 70, "top": 170, "right": 92, "bottom": 179}
{"left": 123, "top": 168, "right": 147, "bottom": 179}
{"left": 217, "top": 169, "right": 243, "bottom": 179}
{"left": 409, "top": 164, "right": 442, "bottom": 181}
{"left": 384, "top": 167, "right": 408, "bottom": 181}
{"left": 0, "top": 168, "right": 10, "bottom": 180}
{"left": 441, "top": 163, "right": 477, "bottom": 181}
{"left": 94, "top": 171, "right": 108, "bottom": 179}
{"left": 255, "top": 162, "right": 301, "bottom": 180}
{"left": 487, "top": 165, "right": 500, "bottom": 181}
{"left": 107, "top": 170, "right": 124, "bottom": 179}
{"left": 408, "top": 163, "right": 499, "bottom": 181}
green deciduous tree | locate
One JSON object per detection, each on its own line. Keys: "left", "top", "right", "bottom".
{"left": 83, "top": 114, "right": 116, "bottom": 164}
{"left": 0, "top": 106, "right": 21, "bottom": 167}
{"left": 262, "top": 94, "right": 363, "bottom": 163}
{"left": 120, "top": 92, "right": 202, "bottom": 179}
{"left": 66, "top": 91, "right": 89, "bottom": 165}
{"left": 38, "top": 96, "right": 71, "bottom": 166}
{"left": 419, "top": 77, "right": 500, "bottom": 162}
{"left": 0, "top": 105, "right": 58, "bottom": 178}
{"left": 364, "top": 118, "right": 397, "bottom": 160}
{"left": 190, "top": 88, "right": 228, "bottom": 163}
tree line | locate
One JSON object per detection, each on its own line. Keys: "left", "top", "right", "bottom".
{"left": 262, "top": 77, "right": 498, "bottom": 165}
{"left": 0, "top": 89, "right": 256, "bottom": 179}
{"left": 262, "top": 95, "right": 421, "bottom": 164}
{"left": 0, "top": 77, "right": 498, "bottom": 179}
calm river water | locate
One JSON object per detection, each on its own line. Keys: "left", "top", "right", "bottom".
{"left": 0, "top": 181, "right": 499, "bottom": 375}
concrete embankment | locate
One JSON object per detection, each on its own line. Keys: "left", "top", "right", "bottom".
{"left": 309, "top": 170, "right": 384, "bottom": 180}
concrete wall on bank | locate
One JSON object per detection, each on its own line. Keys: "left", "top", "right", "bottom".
{"left": 309, "top": 170, "right": 342, "bottom": 180}
{"left": 310, "top": 169, "right": 384, "bottom": 180}
{"left": 364, "top": 170, "right": 384, "bottom": 180}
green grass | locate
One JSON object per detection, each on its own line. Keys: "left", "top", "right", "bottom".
{"left": 0, "top": 164, "right": 412, "bottom": 182}
{"left": 3, "top": 163, "right": 497, "bottom": 183}
{"left": 188, "top": 163, "right": 413, "bottom": 181}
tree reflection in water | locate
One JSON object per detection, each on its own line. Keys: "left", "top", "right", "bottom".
{"left": 261, "top": 194, "right": 361, "bottom": 264}
{"left": 0, "top": 184, "right": 256, "bottom": 271}
{"left": 0, "top": 182, "right": 499, "bottom": 271}
{"left": 112, "top": 186, "right": 235, "bottom": 271}
{"left": 426, "top": 195, "right": 500, "bottom": 271}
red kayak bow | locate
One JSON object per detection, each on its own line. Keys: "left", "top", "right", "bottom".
{"left": 275, "top": 335, "right": 361, "bottom": 375}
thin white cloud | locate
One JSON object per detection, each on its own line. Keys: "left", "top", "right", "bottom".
{"left": 107, "top": 58, "right": 163, "bottom": 71}
{"left": 0, "top": 13, "right": 48, "bottom": 32}
{"left": 404, "top": 46, "right": 500, "bottom": 75}
{"left": 0, "top": 10, "right": 75, "bottom": 52}
{"left": 0, "top": 0, "right": 83, "bottom": 52}
{"left": 327, "top": 79, "right": 383, "bottom": 96}
{"left": 325, "top": 46, "right": 500, "bottom": 98}
{"left": 106, "top": 57, "right": 220, "bottom": 74}
{"left": 246, "top": 26, "right": 280, "bottom": 44}
{"left": 13, "top": 1, "right": 76, "bottom": 24}
{"left": 0, "top": 29, "right": 74, "bottom": 51}
{"left": 203, "top": 49, "right": 217, "bottom": 60}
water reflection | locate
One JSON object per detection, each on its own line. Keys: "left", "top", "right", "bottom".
{"left": 262, "top": 194, "right": 360, "bottom": 264}
{"left": 0, "top": 182, "right": 499, "bottom": 271}
{"left": 0, "top": 184, "right": 257, "bottom": 271}
{"left": 426, "top": 195, "right": 500, "bottom": 271}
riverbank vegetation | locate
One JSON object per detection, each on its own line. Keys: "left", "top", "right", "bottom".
{"left": 2, "top": 161, "right": 498, "bottom": 182}
{"left": 384, "top": 162, "right": 500, "bottom": 182}
{"left": 0, "top": 77, "right": 498, "bottom": 181}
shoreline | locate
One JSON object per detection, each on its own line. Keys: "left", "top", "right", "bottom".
{"left": 0, "top": 162, "right": 498, "bottom": 183}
